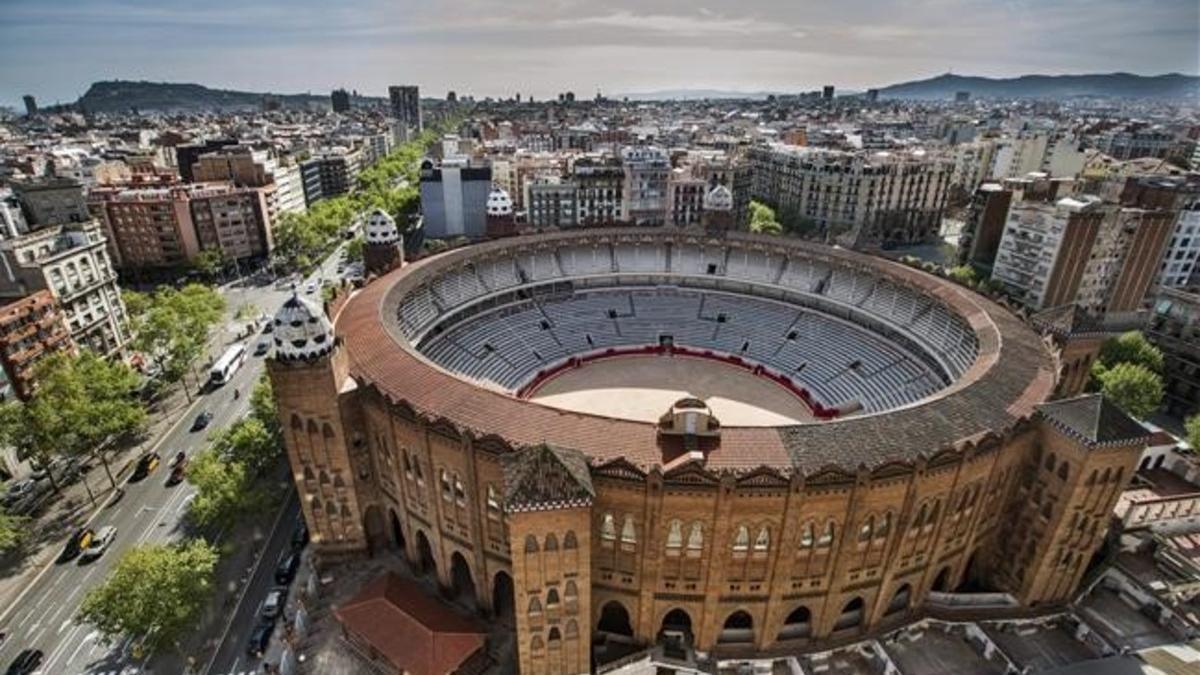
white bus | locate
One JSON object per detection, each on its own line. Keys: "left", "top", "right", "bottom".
{"left": 210, "top": 344, "right": 247, "bottom": 385}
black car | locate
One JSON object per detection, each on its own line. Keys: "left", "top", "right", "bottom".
{"left": 58, "top": 527, "right": 94, "bottom": 563}
{"left": 130, "top": 452, "right": 160, "bottom": 482}
{"left": 290, "top": 522, "right": 309, "bottom": 550}
{"left": 245, "top": 622, "right": 273, "bottom": 658}
{"left": 6, "top": 649, "right": 43, "bottom": 675}
{"left": 274, "top": 551, "right": 301, "bottom": 585}
{"left": 191, "top": 411, "right": 213, "bottom": 432}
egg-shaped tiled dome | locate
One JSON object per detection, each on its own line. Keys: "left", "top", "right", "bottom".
{"left": 486, "top": 187, "right": 513, "bottom": 217}
{"left": 365, "top": 208, "right": 400, "bottom": 245}
{"left": 273, "top": 292, "right": 334, "bottom": 361}
{"left": 703, "top": 184, "right": 733, "bottom": 211}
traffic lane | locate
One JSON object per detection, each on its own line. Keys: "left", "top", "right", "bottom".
{"left": 0, "top": 357, "right": 264, "bottom": 673}
{"left": 207, "top": 495, "right": 300, "bottom": 675}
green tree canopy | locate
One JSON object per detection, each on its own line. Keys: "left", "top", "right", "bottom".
{"left": 1186, "top": 414, "right": 1200, "bottom": 453}
{"left": 1095, "top": 362, "right": 1164, "bottom": 420}
{"left": 748, "top": 200, "right": 782, "bottom": 235}
{"left": 0, "top": 507, "right": 28, "bottom": 553}
{"left": 210, "top": 417, "right": 278, "bottom": 477}
{"left": 79, "top": 540, "right": 219, "bottom": 655}
{"left": 1098, "top": 331, "right": 1165, "bottom": 374}
{"left": 185, "top": 450, "right": 257, "bottom": 531}
{"left": 131, "top": 284, "right": 226, "bottom": 392}
{"left": 946, "top": 265, "right": 977, "bottom": 287}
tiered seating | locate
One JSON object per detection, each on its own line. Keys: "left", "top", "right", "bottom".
{"left": 670, "top": 244, "right": 721, "bottom": 275}
{"left": 725, "top": 249, "right": 782, "bottom": 284}
{"left": 398, "top": 285, "right": 439, "bottom": 335}
{"left": 517, "top": 251, "right": 562, "bottom": 282}
{"left": 475, "top": 257, "right": 520, "bottom": 291}
{"left": 559, "top": 245, "right": 613, "bottom": 276}
{"left": 824, "top": 268, "right": 875, "bottom": 305}
{"left": 431, "top": 266, "right": 485, "bottom": 309}
{"left": 420, "top": 288, "right": 946, "bottom": 411}
{"left": 777, "top": 257, "right": 830, "bottom": 293}
{"left": 614, "top": 244, "right": 665, "bottom": 273}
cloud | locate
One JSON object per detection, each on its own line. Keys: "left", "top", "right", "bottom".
{"left": 0, "top": 0, "right": 1196, "bottom": 107}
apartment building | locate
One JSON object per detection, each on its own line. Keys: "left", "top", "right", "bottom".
{"left": 572, "top": 155, "right": 624, "bottom": 226}
{"left": 956, "top": 183, "right": 1013, "bottom": 269}
{"left": 666, "top": 169, "right": 705, "bottom": 227}
{"left": 621, "top": 146, "right": 670, "bottom": 225}
{"left": 1158, "top": 204, "right": 1200, "bottom": 289}
{"left": 492, "top": 153, "right": 567, "bottom": 211}
{"left": 992, "top": 197, "right": 1105, "bottom": 310}
{"left": 300, "top": 147, "right": 363, "bottom": 204}
{"left": 388, "top": 85, "right": 422, "bottom": 136}
{"left": 748, "top": 144, "right": 952, "bottom": 246}
{"left": 187, "top": 185, "right": 273, "bottom": 261}
{"left": 1147, "top": 288, "right": 1200, "bottom": 419}
{"left": 1075, "top": 207, "right": 1174, "bottom": 316}
{"left": 526, "top": 178, "right": 578, "bottom": 229}
{"left": 0, "top": 290, "right": 74, "bottom": 400}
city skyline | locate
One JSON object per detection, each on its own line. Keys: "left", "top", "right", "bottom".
{"left": 2, "top": 0, "right": 1198, "bottom": 109}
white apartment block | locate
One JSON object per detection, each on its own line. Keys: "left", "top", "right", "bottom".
{"left": 992, "top": 197, "right": 1099, "bottom": 310}
{"left": 621, "top": 146, "right": 670, "bottom": 226}
{"left": 1157, "top": 204, "right": 1200, "bottom": 289}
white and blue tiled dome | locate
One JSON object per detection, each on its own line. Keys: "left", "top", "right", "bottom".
{"left": 365, "top": 208, "right": 400, "bottom": 245}
{"left": 486, "top": 187, "right": 513, "bottom": 217}
{"left": 273, "top": 292, "right": 334, "bottom": 361}
{"left": 703, "top": 184, "right": 733, "bottom": 211}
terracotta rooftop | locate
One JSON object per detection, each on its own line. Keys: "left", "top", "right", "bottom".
{"left": 337, "top": 229, "right": 1057, "bottom": 474}
{"left": 334, "top": 572, "right": 486, "bottom": 675}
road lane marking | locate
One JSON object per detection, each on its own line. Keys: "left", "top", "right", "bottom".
{"left": 66, "top": 629, "right": 97, "bottom": 666}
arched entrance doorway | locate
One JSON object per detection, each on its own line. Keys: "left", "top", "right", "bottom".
{"left": 415, "top": 530, "right": 437, "bottom": 578}
{"left": 717, "top": 610, "right": 754, "bottom": 644}
{"left": 776, "top": 605, "right": 811, "bottom": 641}
{"left": 597, "top": 601, "right": 634, "bottom": 638}
{"left": 362, "top": 505, "right": 386, "bottom": 556}
{"left": 492, "top": 571, "right": 515, "bottom": 625}
{"left": 885, "top": 584, "right": 912, "bottom": 616}
{"left": 450, "top": 552, "right": 477, "bottom": 610}
{"left": 932, "top": 566, "right": 952, "bottom": 592}
{"left": 658, "top": 609, "right": 693, "bottom": 643}
{"left": 833, "top": 597, "right": 864, "bottom": 631}
{"left": 389, "top": 509, "right": 406, "bottom": 553}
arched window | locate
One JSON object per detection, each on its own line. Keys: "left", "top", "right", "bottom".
{"left": 912, "top": 504, "right": 928, "bottom": 533}
{"left": 927, "top": 501, "right": 941, "bottom": 529}
{"left": 1101, "top": 468, "right": 1112, "bottom": 483}
{"left": 858, "top": 516, "right": 874, "bottom": 542}
{"left": 600, "top": 514, "right": 616, "bottom": 542}
{"left": 732, "top": 525, "right": 750, "bottom": 552}
{"left": 818, "top": 521, "right": 835, "bottom": 547}
{"left": 531, "top": 635, "right": 544, "bottom": 652}
{"left": 1057, "top": 462, "right": 1069, "bottom": 482}
{"left": 546, "top": 588, "right": 560, "bottom": 608}
{"left": 291, "top": 414, "right": 303, "bottom": 430}
{"left": 439, "top": 470, "right": 452, "bottom": 501}
{"left": 528, "top": 597, "right": 542, "bottom": 614}
{"left": 453, "top": 474, "right": 466, "bottom": 506}
{"left": 563, "top": 531, "right": 578, "bottom": 549}
{"left": 799, "top": 523, "right": 815, "bottom": 548}
{"left": 548, "top": 627, "right": 561, "bottom": 643}
{"left": 1045, "top": 453, "right": 1056, "bottom": 472}
{"left": 413, "top": 459, "right": 424, "bottom": 484}
{"left": 666, "top": 520, "right": 683, "bottom": 553}
{"left": 876, "top": 513, "right": 892, "bottom": 539}
{"left": 1113, "top": 468, "right": 1124, "bottom": 485}
{"left": 565, "top": 619, "right": 579, "bottom": 639}
{"left": 486, "top": 485, "right": 501, "bottom": 518}
{"left": 525, "top": 534, "right": 539, "bottom": 553}
{"left": 620, "top": 516, "right": 637, "bottom": 544}
{"left": 564, "top": 580, "right": 578, "bottom": 603}
{"left": 753, "top": 526, "right": 770, "bottom": 553}
{"left": 687, "top": 523, "right": 704, "bottom": 552}
{"left": 1087, "top": 470, "right": 1097, "bottom": 486}
{"left": 544, "top": 533, "right": 558, "bottom": 551}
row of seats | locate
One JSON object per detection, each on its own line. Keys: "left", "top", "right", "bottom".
{"left": 398, "top": 242, "right": 978, "bottom": 378}
{"left": 421, "top": 289, "right": 943, "bottom": 413}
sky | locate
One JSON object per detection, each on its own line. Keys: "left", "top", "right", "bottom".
{"left": 1, "top": 0, "right": 1198, "bottom": 108}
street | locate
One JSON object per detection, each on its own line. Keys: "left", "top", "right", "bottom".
{"left": 0, "top": 247, "right": 346, "bottom": 675}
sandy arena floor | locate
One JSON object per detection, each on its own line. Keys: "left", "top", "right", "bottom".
{"left": 527, "top": 355, "right": 813, "bottom": 426}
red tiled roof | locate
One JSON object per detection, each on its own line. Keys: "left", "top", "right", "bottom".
{"left": 336, "top": 229, "right": 1056, "bottom": 473}
{"left": 334, "top": 573, "right": 486, "bottom": 675}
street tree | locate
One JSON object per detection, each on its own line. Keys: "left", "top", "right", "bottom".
{"left": 186, "top": 450, "right": 256, "bottom": 531}
{"left": 0, "top": 507, "right": 28, "bottom": 553}
{"left": 79, "top": 540, "right": 219, "bottom": 655}
{"left": 132, "top": 284, "right": 226, "bottom": 398}
{"left": 748, "top": 201, "right": 782, "bottom": 235}
{"left": 249, "top": 373, "right": 278, "bottom": 432}
{"left": 1098, "top": 331, "right": 1164, "bottom": 374}
{"left": 210, "top": 417, "right": 279, "bottom": 477}
{"left": 1186, "top": 414, "right": 1200, "bottom": 453}
{"left": 1096, "top": 362, "right": 1164, "bottom": 420}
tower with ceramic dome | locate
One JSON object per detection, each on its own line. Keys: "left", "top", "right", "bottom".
{"left": 362, "top": 208, "right": 404, "bottom": 277}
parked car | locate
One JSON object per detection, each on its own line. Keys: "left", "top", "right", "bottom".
{"left": 274, "top": 551, "right": 301, "bottom": 585}
{"left": 191, "top": 411, "right": 213, "bottom": 432}
{"left": 5, "top": 649, "right": 43, "bottom": 675}
{"left": 130, "top": 452, "right": 161, "bottom": 481}
{"left": 80, "top": 526, "right": 117, "bottom": 562}
{"left": 1, "top": 479, "right": 35, "bottom": 507}
{"left": 291, "top": 522, "right": 309, "bottom": 550}
{"left": 58, "top": 527, "right": 95, "bottom": 563}
{"left": 260, "top": 587, "right": 287, "bottom": 621}
{"left": 246, "top": 622, "right": 273, "bottom": 658}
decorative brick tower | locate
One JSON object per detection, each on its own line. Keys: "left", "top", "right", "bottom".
{"left": 266, "top": 293, "right": 365, "bottom": 560}
{"left": 1029, "top": 305, "right": 1110, "bottom": 399}
{"left": 503, "top": 444, "right": 594, "bottom": 675}
{"left": 363, "top": 208, "right": 404, "bottom": 277}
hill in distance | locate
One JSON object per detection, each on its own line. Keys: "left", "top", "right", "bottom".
{"left": 69, "top": 80, "right": 379, "bottom": 114}
{"left": 875, "top": 72, "right": 1200, "bottom": 100}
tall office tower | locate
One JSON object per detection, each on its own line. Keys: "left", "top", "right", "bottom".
{"left": 957, "top": 183, "right": 1013, "bottom": 268}
{"left": 388, "top": 85, "right": 422, "bottom": 134}
{"left": 22, "top": 95, "right": 37, "bottom": 117}
{"left": 331, "top": 88, "right": 352, "bottom": 113}
{"left": 418, "top": 157, "right": 491, "bottom": 239}
{"left": 822, "top": 85, "right": 835, "bottom": 101}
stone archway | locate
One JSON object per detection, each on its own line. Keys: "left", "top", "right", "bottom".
{"left": 776, "top": 605, "right": 812, "bottom": 641}
{"left": 450, "top": 551, "right": 478, "bottom": 610}
{"left": 885, "top": 584, "right": 912, "bottom": 616}
{"left": 932, "top": 565, "right": 953, "bottom": 592}
{"left": 597, "top": 600, "right": 634, "bottom": 638}
{"left": 659, "top": 608, "right": 693, "bottom": 642}
{"left": 492, "top": 571, "right": 515, "bottom": 625}
{"left": 717, "top": 610, "right": 754, "bottom": 644}
{"left": 362, "top": 505, "right": 386, "bottom": 556}
{"left": 833, "top": 597, "right": 864, "bottom": 632}
{"left": 415, "top": 530, "right": 437, "bottom": 579}
{"left": 389, "top": 509, "right": 406, "bottom": 553}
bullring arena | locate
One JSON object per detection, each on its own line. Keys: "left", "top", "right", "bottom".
{"left": 267, "top": 226, "right": 1149, "bottom": 674}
